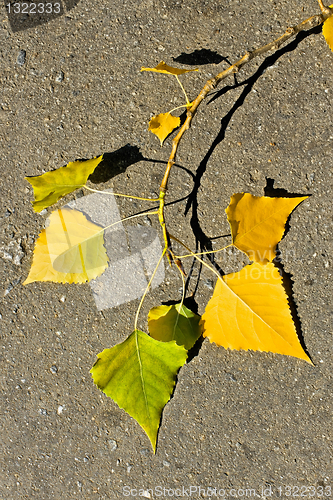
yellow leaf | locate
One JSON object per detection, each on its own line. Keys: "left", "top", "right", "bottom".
{"left": 23, "top": 208, "right": 108, "bottom": 285}
{"left": 141, "top": 61, "right": 198, "bottom": 76}
{"left": 148, "top": 112, "right": 181, "bottom": 146}
{"left": 25, "top": 155, "right": 103, "bottom": 212}
{"left": 226, "top": 193, "right": 308, "bottom": 263}
{"left": 323, "top": 7, "right": 333, "bottom": 52}
{"left": 200, "top": 263, "right": 311, "bottom": 363}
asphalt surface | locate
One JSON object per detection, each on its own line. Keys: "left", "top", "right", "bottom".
{"left": 0, "top": 0, "right": 332, "bottom": 498}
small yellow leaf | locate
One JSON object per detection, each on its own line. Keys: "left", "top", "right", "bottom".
{"left": 141, "top": 61, "right": 198, "bottom": 76}
{"left": 26, "top": 155, "right": 103, "bottom": 212}
{"left": 323, "top": 6, "right": 333, "bottom": 52}
{"left": 226, "top": 193, "right": 308, "bottom": 263}
{"left": 200, "top": 262, "right": 311, "bottom": 363}
{"left": 148, "top": 112, "right": 181, "bottom": 146}
{"left": 23, "top": 208, "right": 108, "bottom": 285}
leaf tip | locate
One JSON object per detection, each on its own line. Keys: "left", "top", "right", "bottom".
{"left": 146, "top": 431, "right": 158, "bottom": 453}
{"left": 303, "top": 353, "right": 314, "bottom": 366}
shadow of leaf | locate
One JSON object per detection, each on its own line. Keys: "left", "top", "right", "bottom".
{"left": 173, "top": 49, "right": 229, "bottom": 66}
{"left": 88, "top": 144, "right": 145, "bottom": 184}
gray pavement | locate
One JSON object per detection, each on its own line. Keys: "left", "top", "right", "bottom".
{"left": 0, "top": 0, "right": 332, "bottom": 498}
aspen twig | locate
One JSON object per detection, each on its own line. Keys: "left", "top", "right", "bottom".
{"left": 157, "top": 5, "right": 333, "bottom": 258}
{"left": 317, "top": 0, "right": 332, "bottom": 16}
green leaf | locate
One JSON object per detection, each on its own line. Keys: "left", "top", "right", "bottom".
{"left": 148, "top": 303, "right": 202, "bottom": 350}
{"left": 25, "top": 155, "right": 103, "bottom": 212}
{"left": 90, "top": 330, "right": 187, "bottom": 452}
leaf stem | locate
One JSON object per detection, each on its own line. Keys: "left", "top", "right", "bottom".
{"left": 179, "top": 271, "right": 185, "bottom": 308}
{"left": 171, "top": 268, "right": 186, "bottom": 342}
{"left": 173, "top": 242, "right": 233, "bottom": 260}
{"left": 134, "top": 248, "right": 167, "bottom": 331}
{"left": 83, "top": 185, "right": 159, "bottom": 202}
{"left": 168, "top": 103, "right": 191, "bottom": 114}
{"left": 175, "top": 75, "right": 190, "bottom": 105}
{"left": 102, "top": 210, "right": 159, "bottom": 233}
{"left": 170, "top": 235, "right": 224, "bottom": 283}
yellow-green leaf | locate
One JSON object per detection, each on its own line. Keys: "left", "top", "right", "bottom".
{"left": 148, "top": 112, "right": 181, "bottom": 146}
{"left": 25, "top": 155, "right": 103, "bottom": 212}
{"left": 226, "top": 193, "right": 308, "bottom": 263}
{"left": 90, "top": 330, "right": 187, "bottom": 452}
{"left": 323, "top": 6, "right": 333, "bottom": 52}
{"left": 200, "top": 262, "right": 311, "bottom": 363}
{"left": 141, "top": 60, "right": 198, "bottom": 75}
{"left": 23, "top": 207, "right": 108, "bottom": 284}
{"left": 148, "top": 303, "right": 202, "bottom": 350}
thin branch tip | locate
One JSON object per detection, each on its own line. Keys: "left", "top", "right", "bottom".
{"left": 318, "top": 0, "right": 332, "bottom": 16}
